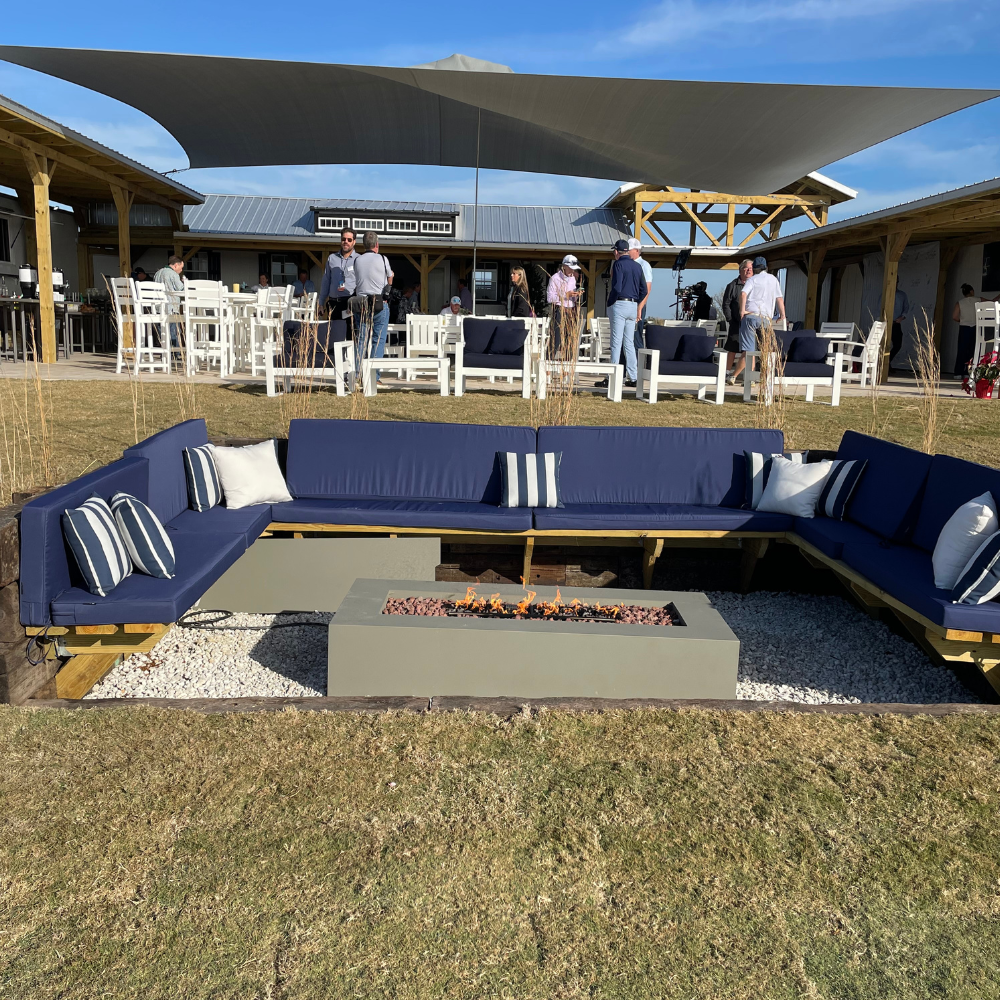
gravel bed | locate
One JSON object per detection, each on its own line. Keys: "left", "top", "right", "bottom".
{"left": 86, "top": 594, "right": 982, "bottom": 704}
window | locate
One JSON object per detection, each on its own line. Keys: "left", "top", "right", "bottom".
{"left": 420, "top": 220, "right": 453, "bottom": 235}
{"left": 0, "top": 218, "right": 9, "bottom": 263}
{"left": 269, "top": 254, "right": 299, "bottom": 287}
{"left": 185, "top": 250, "right": 221, "bottom": 282}
{"left": 317, "top": 215, "right": 350, "bottom": 232}
{"left": 352, "top": 218, "right": 384, "bottom": 232}
{"left": 386, "top": 219, "right": 418, "bottom": 233}
{"left": 475, "top": 263, "right": 498, "bottom": 302}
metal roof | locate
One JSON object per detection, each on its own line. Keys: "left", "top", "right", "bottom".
{"left": 309, "top": 199, "right": 460, "bottom": 214}
{"left": 184, "top": 194, "right": 631, "bottom": 247}
{"left": 0, "top": 91, "right": 203, "bottom": 203}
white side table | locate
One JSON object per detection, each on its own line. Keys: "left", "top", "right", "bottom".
{"left": 537, "top": 359, "right": 625, "bottom": 402}
{"left": 362, "top": 356, "right": 450, "bottom": 396}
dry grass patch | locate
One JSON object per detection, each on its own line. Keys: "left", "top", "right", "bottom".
{"left": 2, "top": 706, "right": 1000, "bottom": 998}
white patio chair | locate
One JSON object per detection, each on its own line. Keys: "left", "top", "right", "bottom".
{"left": 183, "top": 279, "right": 229, "bottom": 377}
{"left": 290, "top": 292, "right": 318, "bottom": 324}
{"left": 405, "top": 315, "right": 448, "bottom": 380}
{"left": 111, "top": 277, "right": 168, "bottom": 374}
{"left": 827, "top": 321, "right": 885, "bottom": 388}
{"left": 249, "top": 285, "right": 293, "bottom": 376}
{"left": 452, "top": 318, "right": 533, "bottom": 398}
{"left": 131, "top": 280, "right": 174, "bottom": 373}
{"left": 974, "top": 301, "right": 1000, "bottom": 367}
{"left": 743, "top": 342, "right": 845, "bottom": 405}
{"left": 588, "top": 316, "right": 610, "bottom": 361}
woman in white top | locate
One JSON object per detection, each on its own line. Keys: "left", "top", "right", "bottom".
{"left": 952, "top": 284, "right": 981, "bottom": 377}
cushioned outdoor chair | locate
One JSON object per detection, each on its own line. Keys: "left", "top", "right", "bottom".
{"left": 637, "top": 325, "right": 728, "bottom": 404}
{"left": 453, "top": 318, "right": 532, "bottom": 397}
{"left": 265, "top": 320, "right": 354, "bottom": 397}
{"left": 742, "top": 328, "right": 845, "bottom": 406}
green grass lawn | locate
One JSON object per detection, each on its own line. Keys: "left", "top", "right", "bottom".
{"left": 2, "top": 706, "right": 1000, "bottom": 998}
{"left": 12, "top": 379, "right": 1000, "bottom": 496}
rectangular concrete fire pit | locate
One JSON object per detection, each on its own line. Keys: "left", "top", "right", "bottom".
{"left": 329, "top": 580, "right": 739, "bottom": 699}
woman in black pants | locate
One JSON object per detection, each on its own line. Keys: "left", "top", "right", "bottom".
{"left": 952, "top": 283, "right": 981, "bottom": 378}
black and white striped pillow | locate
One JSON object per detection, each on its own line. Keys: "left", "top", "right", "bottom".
{"left": 499, "top": 452, "right": 562, "bottom": 508}
{"left": 744, "top": 451, "right": 803, "bottom": 510}
{"left": 951, "top": 531, "right": 1000, "bottom": 604}
{"left": 111, "top": 492, "right": 176, "bottom": 579}
{"left": 184, "top": 444, "right": 222, "bottom": 512}
{"left": 818, "top": 459, "right": 867, "bottom": 520}
{"left": 61, "top": 495, "right": 133, "bottom": 597}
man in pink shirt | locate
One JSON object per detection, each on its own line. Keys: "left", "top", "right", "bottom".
{"left": 546, "top": 255, "right": 583, "bottom": 357}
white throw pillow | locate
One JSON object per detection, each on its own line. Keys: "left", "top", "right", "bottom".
{"left": 756, "top": 455, "right": 833, "bottom": 518}
{"left": 932, "top": 491, "right": 998, "bottom": 590}
{"left": 209, "top": 440, "right": 293, "bottom": 509}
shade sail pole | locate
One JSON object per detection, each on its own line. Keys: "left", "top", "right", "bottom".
{"left": 472, "top": 107, "right": 480, "bottom": 315}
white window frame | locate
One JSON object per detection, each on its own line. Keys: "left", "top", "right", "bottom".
{"left": 352, "top": 218, "right": 385, "bottom": 232}
{"left": 420, "top": 220, "right": 453, "bottom": 235}
{"left": 386, "top": 218, "right": 418, "bottom": 233}
{"left": 317, "top": 216, "right": 351, "bottom": 232}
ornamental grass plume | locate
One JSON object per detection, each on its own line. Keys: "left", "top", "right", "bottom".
{"left": 751, "top": 316, "right": 786, "bottom": 435}
{"left": 911, "top": 310, "right": 941, "bottom": 454}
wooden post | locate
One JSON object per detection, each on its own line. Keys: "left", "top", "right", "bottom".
{"left": 828, "top": 266, "right": 844, "bottom": 324}
{"left": 633, "top": 193, "right": 644, "bottom": 241}
{"left": 726, "top": 202, "right": 735, "bottom": 247}
{"left": 586, "top": 257, "right": 598, "bottom": 321}
{"left": 932, "top": 242, "right": 961, "bottom": 351}
{"left": 20, "top": 151, "right": 57, "bottom": 363}
{"left": 879, "top": 230, "right": 911, "bottom": 381}
{"left": 768, "top": 219, "right": 782, "bottom": 241}
{"left": 803, "top": 245, "right": 827, "bottom": 331}
{"left": 110, "top": 185, "right": 134, "bottom": 279}
{"left": 688, "top": 191, "right": 699, "bottom": 246}
{"left": 420, "top": 253, "right": 429, "bottom": 313}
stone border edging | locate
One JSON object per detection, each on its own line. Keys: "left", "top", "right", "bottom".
{"left": 21, "top": 696, "right": 1000, "bottom": 717}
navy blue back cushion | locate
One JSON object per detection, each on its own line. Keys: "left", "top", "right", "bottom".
{"left": 676, "top": 334, "right": 716, "bottom": 363}
{"left": 538, "top": 426, "right": 784, "bottom": 506}
{"left": 123, "top": 418, "right": 208, "bottom": 525}
{"left": 281, "top": 320, "right": 348, "bottom": 368}
{"left": 836, "top": 430, "right": 932, "bottom": 540}
{"left": 787, "top": 337, "right": 829, "bottom": 363}
{"left": 643, "top": 326, "right": 685, "bottom": 360}
{"left": 20, "top": 456, "right": 150, "bottom": 626}
{"left": 462, "top": 319, "right": 497, "bottom": 355}
{"left": 487, "top": 321, "right": 528, "bottom": 355}
{"left": 912, "top": 454, "right": 1000, "bottom": 553}
{"left": 286, "top": 419, "right": 536, "bottom": 503}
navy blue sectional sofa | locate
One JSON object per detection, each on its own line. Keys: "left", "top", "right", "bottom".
{"left": 18, "top": 421, "right": 1000, "bottom": 673}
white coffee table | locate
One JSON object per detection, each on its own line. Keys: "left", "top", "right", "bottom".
{"left": 362, "top": 356, "right": 450, "bottom": 396}
{"left": 536, "top": 359, "right": 625, "bottom": 402}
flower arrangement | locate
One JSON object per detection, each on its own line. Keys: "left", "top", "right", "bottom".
{"left": 962, "top": 351, "right": 1000, "bottom": 398}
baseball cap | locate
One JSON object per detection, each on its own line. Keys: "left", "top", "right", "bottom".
{"left": 627, "top": 237, "right": 641, "bottom": 251}
{"left": 561, "top": 254, "right": 581, "bottom": 270}
{"left": 613, "top": 239, "right": 629, "bottom": 253}
{"left": 752, "top": 256, "right": 768, "bottom": 270}
{"left": 450, "top": 295, "right": 462, "bottom": 305}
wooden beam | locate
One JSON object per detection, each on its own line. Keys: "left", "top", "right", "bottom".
{"left": 586, "top": 257, "right": 597, "bottom": 321}
{"left": 674, "top": 196, "right": 720, "bottom": 247}
{"left": 932, "top": 242, "right": 962, "bottom": 351}
{"left": 631, "top": 190, "right": 830, "bottom": 208}
{"left": 21, "top": 149, "right": 57, "bottom": 363}
{"left": 737, "top": 205, "right": 786, "bottom": 248}
{"left": 879, "top": 229, "right": 912, "bottom": 380}
{"left": 110, "top": 184, "right": 134, "bottom": 279}
{"left": 420, "top": 253, "right": 429, "bottom": 313}
{"left": 642, "top": 537, "right": 664, "bottom": 590}
{"left": 804, "top": 247, "right": 827, "bottom": 330}
{"left": 302, "top": 248, "right": 323, "bottom": 269}
{"left": 54, "top": 652, "right": 121, "bottom": 700}
{"left": 726, "top": 202, "right": 735, "bottom": 247}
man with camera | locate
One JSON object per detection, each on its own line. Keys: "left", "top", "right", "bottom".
{"left": 319, "top": 227, "right": 358, "bottom": 321}
{"left": 352, "top": 230, "right": 394, "bottom": 367}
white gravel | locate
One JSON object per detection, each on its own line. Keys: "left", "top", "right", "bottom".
{"left": 86, "top": 594, "right": 982, "bottom": 704}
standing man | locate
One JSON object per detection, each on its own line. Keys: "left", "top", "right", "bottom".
{"left": 546, "top": 254, "right": 583, "bottom": 357}
{"left": 722, "top": 258, "right": 753, "bottom": 383}
{"left": 352, "top": 231, "right": 394, "bottom": 366}
{"left": 602, "top": 239, "right": 645, "bottom": 388}
{"left": 154, "top": 254, "right": 185, "bottom": 347}
{"left": 628, "top": 237, "right": 652, "bottom": 361}
{"left": 889, "top": 280, "right": 910, "bottom": 370}
{"left": 319, "top": 228, "right": 358, "bottom": 321}
{"left": 292, "top": 267, "right": 315, "bottom": 297}
{"left": 457, "top": 277, "right": 473, "bottom": 312}
{"left": 731, "top": 256, "right": 786, "bottom": 383}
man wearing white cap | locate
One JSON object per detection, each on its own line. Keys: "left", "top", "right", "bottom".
{"left": 440, "top": 295, "right": 469, "bottom": 317}
{"left": 628, "top": 237, "right": 652, "bottom": 358}
{"left": 547, "top": 255, "right": 583, "bottom": 357}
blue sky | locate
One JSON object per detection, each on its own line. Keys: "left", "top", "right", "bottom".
{"left": 1, "top": 0, "right": 998, "bottom": 308}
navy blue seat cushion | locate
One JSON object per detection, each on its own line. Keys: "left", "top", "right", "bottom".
{"left": 791, "top": 516, "right": 882, "bottom": 560}
{"left": 787, "top": 337, "right": 829, "bottom": 363}
{"left": 775, "top": 328, "right": 816, "bottom": 355}
{"left": 534, "top": 504, "right": 791, "bottom": 532}
{"left": 123, "top": 418, "right": 209, "bottom": 525}
{"left": 462, "top": 319, "right": 497, "bottom": 355}
{"left": 462, "top": 352, "right": 524, "bottom": 370}
{"left": 911, "top": 454, "right": 1000, "bottom": 554}
{"left": 842, "top": 541, "right": 1000, "bottom": 632}
{"left": 538, "top": 426, "right": 784, "bottom": 507}
{"left": 50, "top": 530, "right": 246, "bottom": 626}
{"left": 644, "top": 326, "right": 685, "bottom": 359}
{"left": 487, "top": 321, "right": 528, "bottom": 355}
{"left": 835, "top": 431, "right": 932, "bottom": 541}
{"left": 286, "top": 419, "right": 536, "bottom": 504}
{"left": 657, "top": 360, "right": 719, "bottom": 376}
{"left": 676, "top": 334, "right": 716, "bottom": 362}
{"left": 20, "top": 456, "right": 150, "bottom": 627}
{"left": 270, "top": 498, "right": 531, "bottom": 531}
{"left": 783, "top": 361, "right": 834, "bottom": 377}
{"left": 280, "top": 320, "right": 348, "bottom": 367}
{"left": 168, "top": 504, "right": 273, "bottom": 546}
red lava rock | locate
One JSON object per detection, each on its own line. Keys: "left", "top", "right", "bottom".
{"left": 383, "top": 596, "right": 676, "bottom": 626}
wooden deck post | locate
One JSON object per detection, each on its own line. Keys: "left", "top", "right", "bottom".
{"left": 725, "top": 202, "right": 735, "bottom": 247}
{"left": 586, "top": 258, "right": 598, "bottom": 321}
{"left": 419, "top": 253, "right": 429, "bottom": 313}
{"left": 20, "top": 151, "right": 57, "bottom": 363}
{"left": 932, "top": 242, "right": 961, "bottom": 351}
{"left": 803, "top": 245, "right": 827, "bottom": 331}
{"left": 828, "top": 266, "right": 844, "bottom": 323}
{"left": 878, "top": 230, "right": 911, "bottom": 381}
{"left": 111, "top": 184, "right": 134, "bottom": 279}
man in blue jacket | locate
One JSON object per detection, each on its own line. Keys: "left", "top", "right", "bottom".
{"left": 602, "top": 238, "right": 646, "bottom": 387}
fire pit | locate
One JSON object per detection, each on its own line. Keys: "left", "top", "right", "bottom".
{"left": 329, "top": 580, "right": 738, "bottom": 699}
